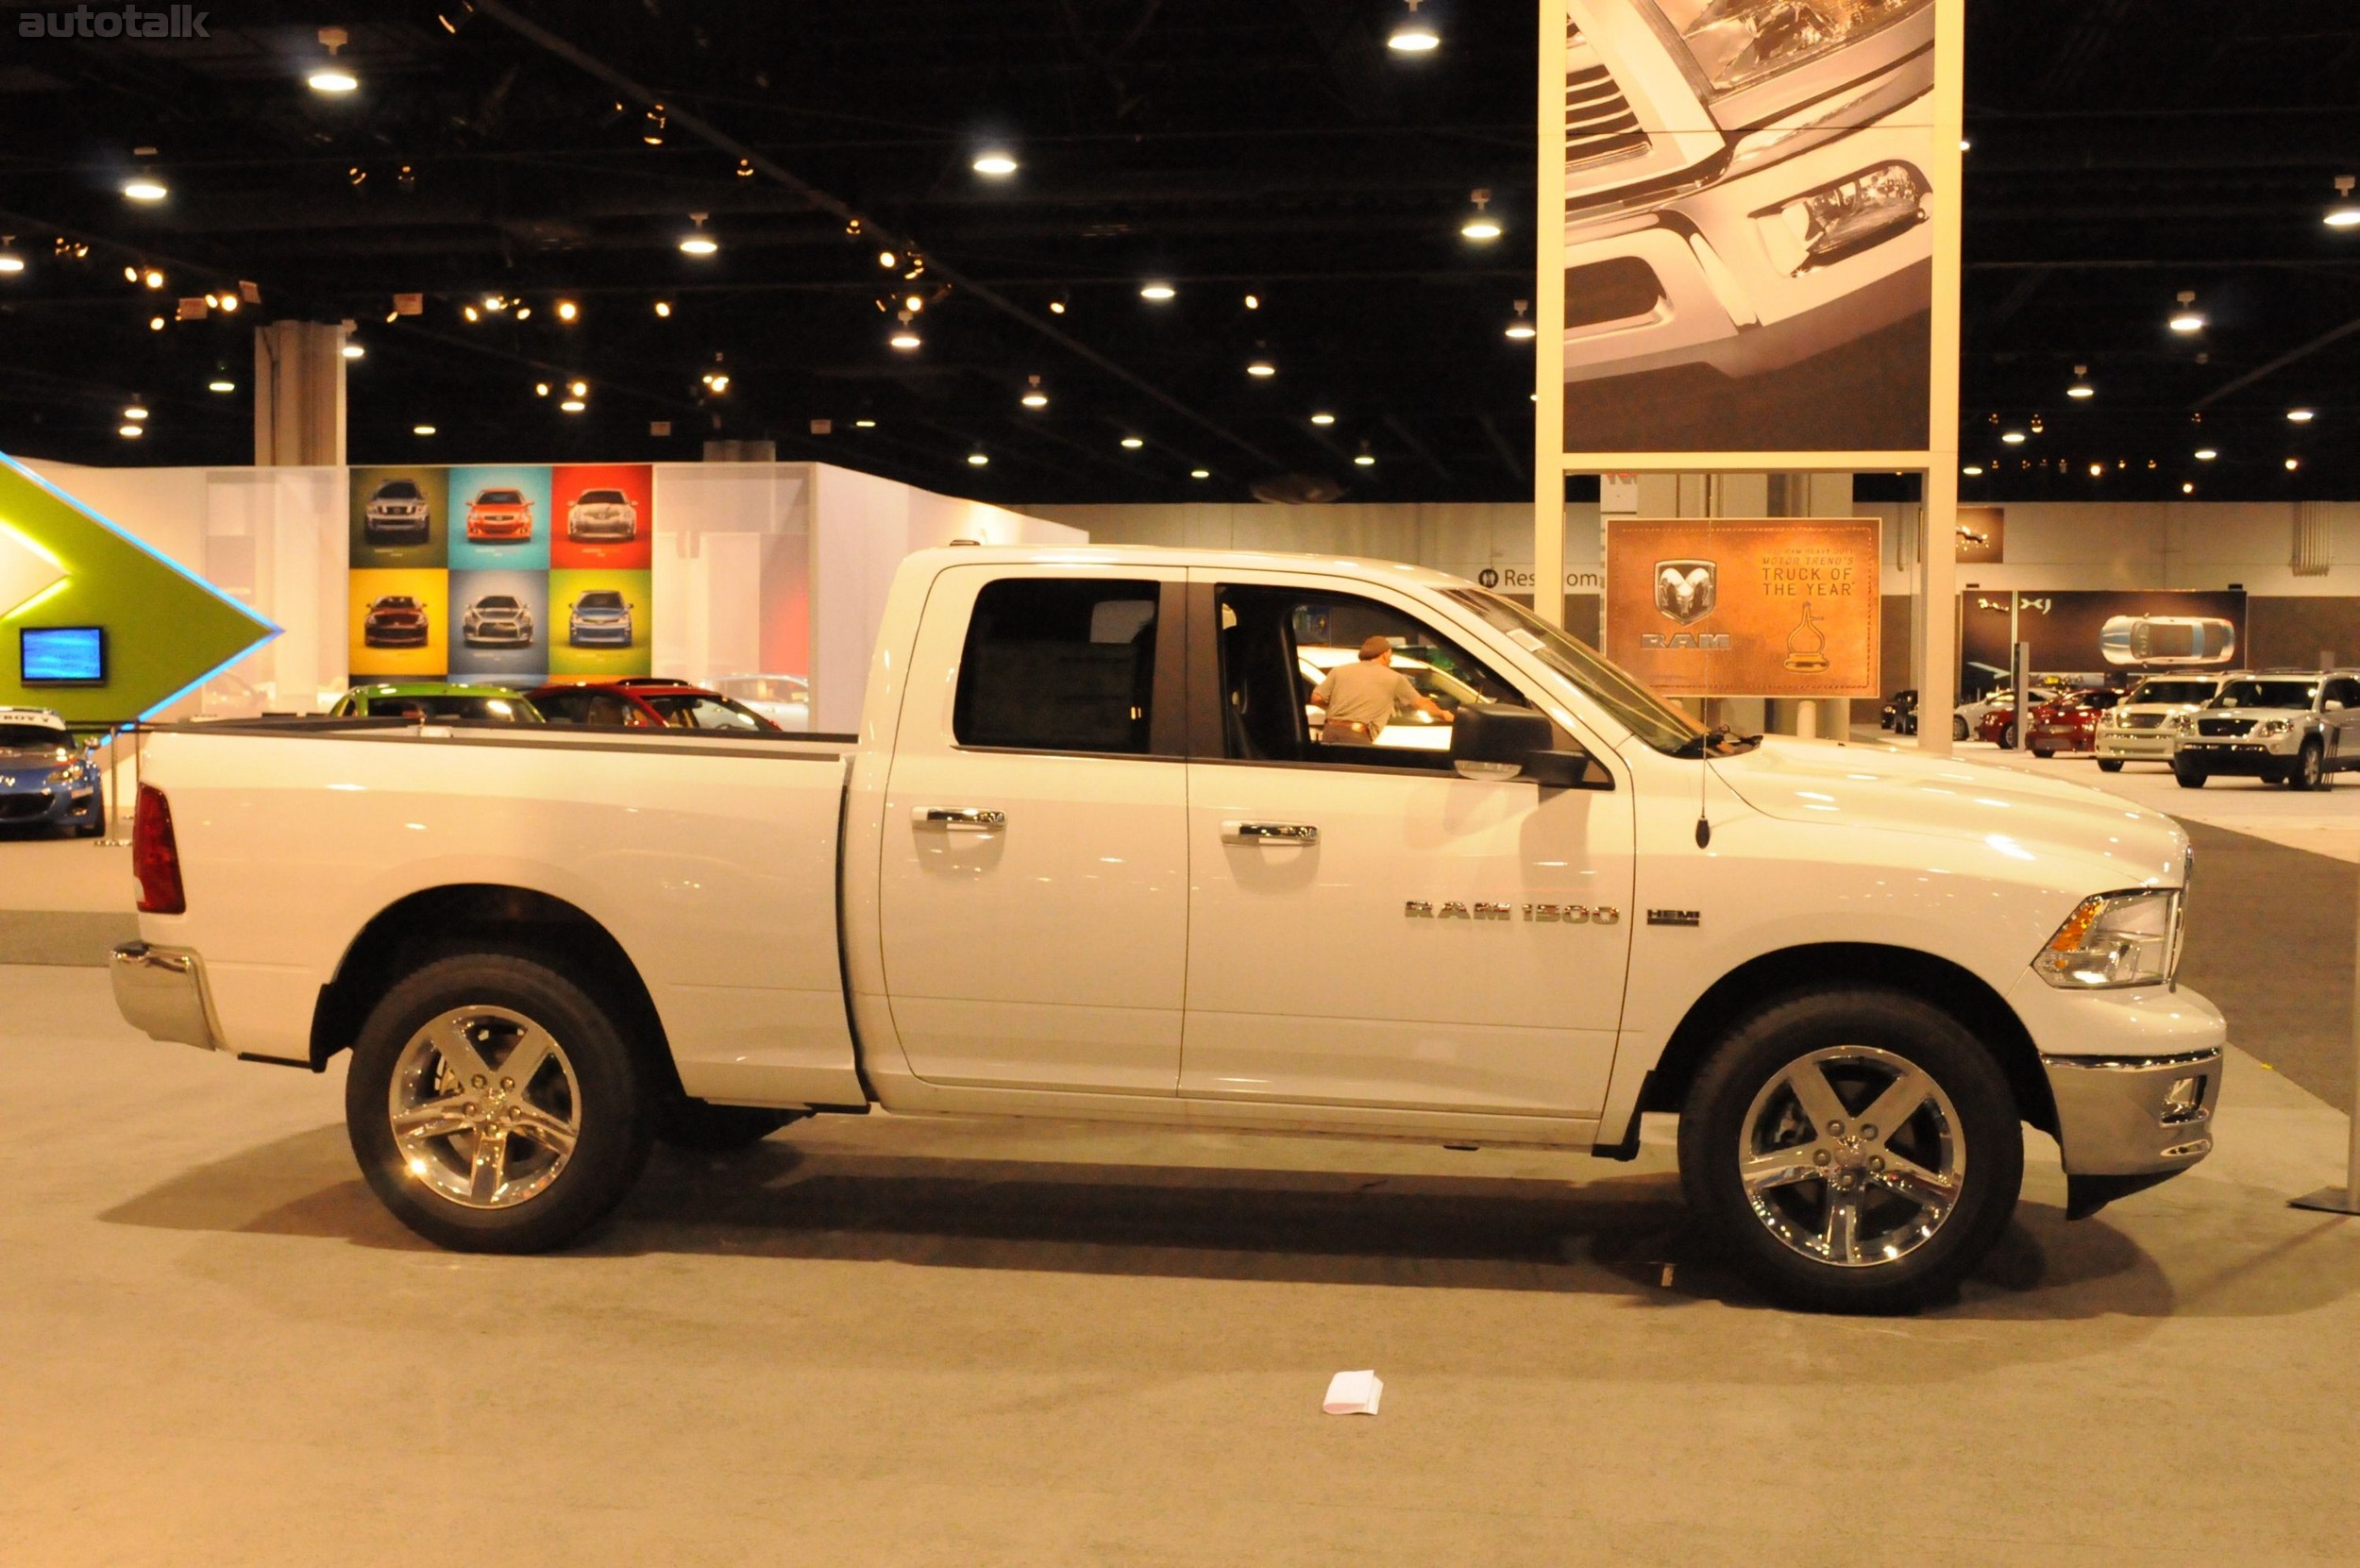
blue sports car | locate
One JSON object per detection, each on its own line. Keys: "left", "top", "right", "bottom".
{"left": 567, "top": 588, "right": 634, "bottom": 648}
{"left": 0, "top": 709, "right": 104, "bottom": 836}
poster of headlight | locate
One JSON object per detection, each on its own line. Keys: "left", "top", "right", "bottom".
{"left": 346, "top": 464, "right": 653, "bottom": 685}
{"left": 1555, "top": 0, "right": 1940, "bottom": 455}
{"left": 1958, "top": 591, "right": 2248, "bottom": 699}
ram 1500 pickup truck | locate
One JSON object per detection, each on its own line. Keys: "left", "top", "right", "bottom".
{"left": 112, "top": 546, "right": 2224, "bottom": 1311}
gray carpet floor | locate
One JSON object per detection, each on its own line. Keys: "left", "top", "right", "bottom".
{"left": 2178, "top": 820, "right": 2353, "bottom": 1112}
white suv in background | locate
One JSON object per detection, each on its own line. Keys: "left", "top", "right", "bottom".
{"left": 2094, "top": 674, "right": 2233, "bottom": 772}
{"left": 2169, "top": 671, "right": 2360, "bottom": 790}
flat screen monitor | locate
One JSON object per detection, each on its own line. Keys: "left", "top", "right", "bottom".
{"left": 21, "top": 626, "right": 106, "bottom": 685}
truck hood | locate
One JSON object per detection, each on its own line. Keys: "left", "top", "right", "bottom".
{"left": 1711, "top": 736, "right": 2186, "bottom": 886}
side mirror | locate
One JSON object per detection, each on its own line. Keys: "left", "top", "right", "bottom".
{"left": 1450, "top": 704, "right": 1611, "bottom": 789}
{"left": 2328, "top": 700, "right": 2346, "bottom": 713}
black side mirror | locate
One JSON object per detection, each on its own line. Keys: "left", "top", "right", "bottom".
{"left": 1450, "top": 704, "right": 1611, "bottom": 789}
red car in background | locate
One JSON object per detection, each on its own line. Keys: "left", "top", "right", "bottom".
{"left": 2021, "top": 687, "right": 2121, "bottom": 758}
{"left": 527, "top": 676, "right": 782, "bottom": 732}
{"left": 464, "top": 486, "right": 535, "bottom": 542}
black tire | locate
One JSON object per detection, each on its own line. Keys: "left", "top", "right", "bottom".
{"left": 657, "top": 1098, "right": 803, "bottom": 1152}
{"left": 1952, "top": 715, "right": 1969, "bottom": 741}
{"left": 2292, "top": 740, "right": 2324, "bottom": 792}
{"left": 2172, "top": 758, "right": 2208, "bottom": 788}
{"left": 2096, "top": 759, "right": 2123, "bottom": 773}
{"left": 2001, "top": 723, "right": 2018, "bottom": 750}
{"left": 1677, "top": 988, "right": 2023, "bottom": 1313}
{"left": 346, "top": 952, "right": 655, "bottom": 1253}
{"left": 2031, "top": 747, "right": 2054, "bottom": 761}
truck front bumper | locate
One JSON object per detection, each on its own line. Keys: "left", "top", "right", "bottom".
{"left": 110, "top": 941, "right": 227, "bottom": 1054}
{"left": 2095, "top": 730, "right": 2176, "bottom": 761}
{"left": 2176, "top": 738, "right": 2299, "bottom": 775}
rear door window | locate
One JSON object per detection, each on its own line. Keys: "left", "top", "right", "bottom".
{"left": 952, "top": 579, "right": 1161, "bottom": 755}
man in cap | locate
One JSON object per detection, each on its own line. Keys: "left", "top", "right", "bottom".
{"left": 1310, "top": 635, "right": 1455, "bottom": 746}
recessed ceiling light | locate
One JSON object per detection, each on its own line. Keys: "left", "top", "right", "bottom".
{"left": 1387, "top": 0, "right": 1438, "bottom": 52}
{"left": 207, "top": 378, "right": 234, "bottom": 393}
{"left": 1962, "top": 464, "right": 1983, "bottom": 476}
{"left": 118, "top": 423, "right": 143, "bottom": 438}
{"left": 854, "top": 418, "right": 876, "bottom": 429}
{"left": 2000, "top": 430, "right": 2026, "bottom": 445}
{"left": 2286, "top": 456, "right": 2301, "bottom": 471}
{"left": 2194, "top": 447, "right": 2217, "bottom": 461}
{"left": 1243, "top": 294, "right": 1260, "bottom": 311}
{"left": 967, "top": 451, "right": 990, "bottom": 466}
{"left": 413, "top": 423, "right": 437, "bottom": 436}
{"left": 341, "top": 343, "right": 365, "bottom": 360}
{"left": 1121, "top": 436, "right": 1145, "bottom": 449}
{"left": 2183, "top": 481, "right": 2196, "bottom": 494}
{"left": 2287, "top": 408, "right": 2316, "bottom": 423}
{"left": 971, "top": 151, "right": 1019, "bottom": 177}
{"left": 560, "top": 397, "right": 586, "bottom": 413}
{"left": 2088, "top": 462, "right": 2104, "bottom": 478}
{"left": 123, "top": 404, "right": 148, "bottom": 420}
{"left": 308, "top": 68, "right": 358, "bottom": 93}
{"left": 1138, "top": 281, "right": 1176, "bottom": 301}
{"left": 122, "top": 176, "right": 168, "bottom": 202}
{"left": 653, "top": 300, "right": 671, "bottom": 317}
{"left": 1246, "top": 360, "right": 1276, "bottom": 378}
{"left": 147, "top": 315, "right": 165, "bottom": 331}
{"left": 143, "top": 268, "right": 165, "bottom": 290}
{"left": 1189, "top": 468, "right": 1210, "bottom": 480}
{"left": 568, "top": 380, "right": 587, "bottom": 397}
{"left": 556, "top": 299, "right": 579, "bottom": 322}
{"left": 1309, "top": 412, "right": 1336, "bottom": 426}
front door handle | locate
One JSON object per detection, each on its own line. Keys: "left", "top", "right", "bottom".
{"left": 915, "top": 806, "right": 1006, "bottom": 832}
{"left": 1223, "top": 820, "right": 1318, "bottom": 846}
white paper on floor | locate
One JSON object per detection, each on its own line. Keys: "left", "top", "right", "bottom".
{"left": 1323, "top": 1369, "right": 1383, "bottom": 1415}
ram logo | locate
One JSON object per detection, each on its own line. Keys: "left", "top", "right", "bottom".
{"left": 1653, "top": 560, "right": 1717, "bottom": 626}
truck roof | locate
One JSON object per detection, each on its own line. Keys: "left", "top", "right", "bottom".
{"left": 911, "top": 542, "right": 1468, "bottom": 586}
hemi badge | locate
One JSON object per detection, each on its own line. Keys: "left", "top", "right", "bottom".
{"left": 1647, "top": 909, "right": 1701, "bottom": 927}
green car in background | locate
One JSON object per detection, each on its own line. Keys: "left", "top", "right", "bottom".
{"left": 330, "top": 683, "right": 545, "bottom": 723}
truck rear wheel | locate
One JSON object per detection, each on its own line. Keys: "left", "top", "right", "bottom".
{"left": 1677, "top": 989, "right": 2022, "bottom": 1313}
{"left": 346, "top": 953, "right": 654, "bottom": 1253}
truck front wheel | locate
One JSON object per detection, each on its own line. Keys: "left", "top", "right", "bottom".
{"left": 1677, "top": 989, "right": 2023, "bottom": 1313}
{"left": 346, "top": 953, "right": 654, "bottom": 1253}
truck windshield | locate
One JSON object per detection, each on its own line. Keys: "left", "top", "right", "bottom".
{"left": 1441, "top": 588, "right": 1726, "bottom": 756}
{"left": 2214, "top": 680, "right": 2316, "bottom": 710}
{"left": 2130, "top": 680, "right": 2215, "bottom": 704}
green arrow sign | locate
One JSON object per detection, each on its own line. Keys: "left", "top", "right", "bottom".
{"left": 0, "top": 454, "right": 278, "bottom": 723}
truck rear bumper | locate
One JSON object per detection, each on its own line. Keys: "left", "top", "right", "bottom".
{"left": 110, "top": 941, "right": 227, "bottom": 1054}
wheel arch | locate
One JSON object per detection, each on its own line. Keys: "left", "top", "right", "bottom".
{"left": 1639, "top": 942, "right": 2057, "bottom": 1136}
{"left": 308, "top": 884, "right": 678, "bottom": 1095}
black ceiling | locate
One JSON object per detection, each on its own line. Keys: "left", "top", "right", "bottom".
{"left": 0, "top": 0, "right": 2355, "bottom": 505}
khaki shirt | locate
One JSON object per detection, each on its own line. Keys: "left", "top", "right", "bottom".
{"left": 1313, "top": 660, "right": 1420, "bottom": 735}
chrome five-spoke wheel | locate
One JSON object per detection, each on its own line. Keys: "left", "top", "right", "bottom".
{"left": 389, "top": 1004, "right": 581, "bottom": 1209}
{"left": 1739, "top": 1044, "right": 1964, "bottom": 1269}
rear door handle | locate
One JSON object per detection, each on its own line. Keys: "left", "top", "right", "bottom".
{"left": 915, "top": 806, "right": 1006, "bottom": 832}
{"left": 1223, "top": 820, "right": 1318, "bottom": 846}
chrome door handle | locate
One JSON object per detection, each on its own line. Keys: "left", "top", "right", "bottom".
{"left": 1223, "top": 820, "right": 1318, "bottom": 846}
{"left": 915, "top": 806, "right": 1005, "bottom": 832}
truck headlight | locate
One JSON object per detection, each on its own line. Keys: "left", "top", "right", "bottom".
{"left": 2165, "top": 714, "right": 2193, "bottom": 732}
{"left": 2252, "top": 717, "right": 2289, "bottom": 737}
{"left": 1644, "top": 0, "right": 1930, "bottom": 97}
{"left": 2033, "top": 888, "right": 2182, "bottom": 990}
{"left": 1758, "top": 162, "right": 1929, "bottom": 273}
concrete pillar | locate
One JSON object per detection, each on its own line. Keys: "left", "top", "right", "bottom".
{"left": 252, "top": 321, "right": 346, "bottom": 466}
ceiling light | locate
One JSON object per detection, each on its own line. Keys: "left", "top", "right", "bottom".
{"left": 122, "top": 176, "right": 168, "bottom": 202}
{"left": 123, "top": 404, "right": 148, "bottom": 421}
{"left": 888, "top": 321, "right": 922, "bottom": 350}
{"left": 207, "top": 378, "right": 234, "bottom": 393}
{"left": 482, "top": 294, "right": 505, "bottom": 312}
{"left": 463, "top": 305, "right": 480, "bottom": 322}
{"left": 514, "top": 305, "right": 531, "bottom": 320}
{"left": 1962, "top": 464, "right": 1983, "bottom": 476}
{"left": 342, "top": 343, "right": 364, "bottom": 360}
{"left": 2287, "top": 408, "right": 2316, "bottom": 423}
{"left": 568, "top": 380, "right": 587, "bottom": 397}
{"left": 308, "top": 68, "right": 358, "bottom": 93}
{"left": 1020, "top": 375, "right": 1048, "bottom": 409}
{"left": 560, "top": 398, "right": 586, "bottom": 413}
{"left": 216, "top": 294, "right": 237, "bottom": 313}
{"left": 2286, "top": 457, "right": 2301, "bottom": 471}
{"left": 679, "top": 212, "right": 717, "bottom": 256}
{"left": 1387, "top": 0, "right": 1439, "bottom": 52}
{"left": 1190, "top": 468, "right": 1210, "bottom": 480}
{"left": 2183, "top": 481, "right": 2196, "bottom": 494}
{"left": 534, "top": 381, "right": 550, "bottom": 396}
{"left": 878, "top": 251, "right": 898, "bottom": 270}
{"left": 967, "top": 451, "right": 989, "bottom": 466}
{"left": 2088, "top": 462, "right": 2104, "bottom": 478}
{"left": 854, "top": 418, "right": 876, "bottom": 429}
{"left": 0, "top": 247, "right": 23, "bottom": 276}
{"left": 642, "top": 105, "right": 667, "bottom": 146}
{"left": 413, "top": 424, "right": 437, "bottom": 436}
{"left": 1048, "top": 298, "right": 1067, "bottom": 314}
{"left": 1139, "top": 281, "right": 1176, "bottom": 301}
{"left": 1460, "top": 189, "right": 1501, "bottom": 242}
{"left": 118, "top": 423, "right": 143, "bottom": 438}
{"left": 2000, "top": 430, "right": 2026, "bottom": 445}
{"left": 143, "top": 268, "right": 164, "bottom": 290}
{"left": 2194, "top": 447, "right": 2217, "bottom": 461}
{"left": 1246, "top": 359, "right": 1276, "bottom": 378}
{"left": 971, "top": 150, "right": 1019, "bottom": 177}
{"left": 1310, "top": 411, "right": 1337, "bottom": 426}
{"left": 653, "top": 300, "right": 672, "bottom": 317}
{"left": 2168, "top": 290, "right": 2204, "bottom": 332}
{"left": 2328, "top": 177, "right": 2360, "bottom": 228}
{"left": 1504, "top": 298, "right": 1537, "bottom": 340}
{"left": 1121, "top": 436, "right": 1144, "bottom": 449}
{"left": 147, "top": 315, "right": 164, "bottom": 331}
{"left": 1244, "top": 293, "right": 1260, "bottom": 311}
{"left": 556, "top": 299, "right": 579, "bottom": 322}
{"left": 2066, "top": 364, "right": 2094, "bottom": 398}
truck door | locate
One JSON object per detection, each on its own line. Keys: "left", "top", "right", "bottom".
{"left": 877, "top": 566, "right": 1189, "bottom": 1094}
{"left": 1180, "top": 573, "right": 1636, "bottom": 1118}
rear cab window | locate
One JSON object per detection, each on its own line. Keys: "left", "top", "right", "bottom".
{"left": 953, "top": 577, "right": 1167, "bottom": 755}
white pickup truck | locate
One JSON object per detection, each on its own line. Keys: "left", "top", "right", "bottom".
{"left": 112, "top": 545, "right": 2224, "bottom": 1311}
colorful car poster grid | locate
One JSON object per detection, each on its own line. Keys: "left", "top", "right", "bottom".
{"left": 347, "top": 464, "right": 653, "bottom": 686}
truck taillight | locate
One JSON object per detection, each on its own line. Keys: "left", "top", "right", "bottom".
{"left": 133, "top": 784, "right": 185, "bottom": 915}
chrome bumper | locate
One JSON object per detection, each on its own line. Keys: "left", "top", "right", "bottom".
{"left": 110, "top": 941, "right": 227, "bottom": 1054}
{"left": 2043, "top": 1046, "right": 2221, "bottom": 1176}
{"left": 2095, "top": 732, "right": 2175, "bottom": 759}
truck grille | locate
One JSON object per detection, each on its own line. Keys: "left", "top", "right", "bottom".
{"left": 2122, "top": 712, "right": 2166, "bottom": 730}
{"left": 1566, "top": 31, "right": 1648, "bottom": 169}
{"left": 2196, "top": 717, "right": 2250, "bottom": 737}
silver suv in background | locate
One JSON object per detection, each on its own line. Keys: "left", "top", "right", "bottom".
{"left": 2168, "top": 671, "right": 2360, "bottom": 790}
{"left": 2094, "top": 673, "right": 2233, "bottom": 772}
